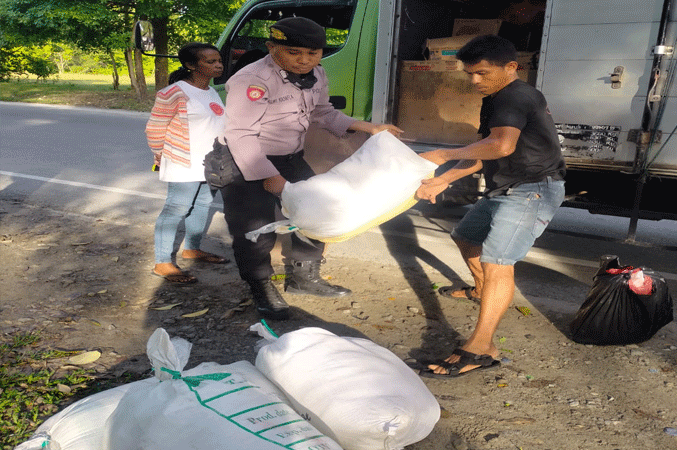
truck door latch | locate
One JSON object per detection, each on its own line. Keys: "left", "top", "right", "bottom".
{"left": 653, "top": 45, "right": 674, "bottom": 55}
{"left": 610, "top": 66, "right": 624, "bottom": 89}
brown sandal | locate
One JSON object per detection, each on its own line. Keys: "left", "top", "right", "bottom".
{"left": 181, "top": 252, "right": 229, "bottom": 264}
{"left": 151, "top": 270, "right": 198, "bottom": 284}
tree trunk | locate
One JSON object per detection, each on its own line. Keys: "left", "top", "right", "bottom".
{"left": 134, "top": 48, "right": 148, "bottom": 98}
{"left": 108, "top": 48, "right": 120, "bottom": 90}
{"left": 125, "top": 47, "right": 141, "bottom": 98}
{"left": 56, "top": 53, "right": 65, "bottom": 74}
{"left": 150, "top": 16, "right": 169, "bottom": 90}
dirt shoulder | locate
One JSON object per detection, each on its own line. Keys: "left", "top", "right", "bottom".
{"left": 2, "top": 197, "right": 677, "bottom": 450}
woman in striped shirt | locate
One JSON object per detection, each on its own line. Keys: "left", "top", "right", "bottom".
{"left": 147, "top": 42, "right": 228, "bottom": 284}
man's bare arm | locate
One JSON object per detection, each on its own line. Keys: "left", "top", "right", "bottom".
{"left": 422, "top": 126, "right": 521, "bottom": 164}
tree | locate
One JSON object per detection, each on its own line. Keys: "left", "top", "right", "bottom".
{"left": 0, "top": 0, "right": 240, "bottom": 92}
{"left": 0, "top": 0, "right": 131, "bottom": 89}
{"left": 135, "top": 0, "right": 240, "bottom": 90}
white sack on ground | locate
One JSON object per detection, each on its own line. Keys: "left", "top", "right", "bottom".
{"left": 16, "top": 328, "right": 342, "bottom": 450}
{"left": 14, "top": 382, "right": 136, "bottom": 450}
{"left": 104, "top": 328, "right": 342, "bottom": 450}
{"left": 248, "top": 131, "right": 438, "bottom": 243}
{"left": 252, "top": 326, "right": 441, "bottom": 450}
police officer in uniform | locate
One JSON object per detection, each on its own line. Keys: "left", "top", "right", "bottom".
{"left": 222, "top": 17, "right": 402, "bottom": 320}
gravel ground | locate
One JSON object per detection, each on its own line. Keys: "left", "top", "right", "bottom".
{"left": 2, "top": 197, "right": 677, "bottom": 450}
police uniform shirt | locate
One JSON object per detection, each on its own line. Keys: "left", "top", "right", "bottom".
{"left": 224, "top": 54, "right": 357, "bottom": 181}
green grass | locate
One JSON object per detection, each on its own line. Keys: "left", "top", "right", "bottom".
{"left": 1, "top": 73, "right": 156, "bottom": 111}
{"left": 0, "top": 331, "right": 146, "bottom": 449}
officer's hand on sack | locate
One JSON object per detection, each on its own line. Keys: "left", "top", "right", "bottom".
{"left": 349, "top": 121, "right": 403, "bottom": 138}
{"left": 263, "top": 175, "right": 288, "bottom": 197}
{"left": 415, "top": 177, "right": 449, "bottom": 204}
{"left": 370, "top": 123, "right": 404, "bottom": 137}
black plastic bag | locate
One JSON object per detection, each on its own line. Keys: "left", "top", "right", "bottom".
{"left": 203, "top": 137, "right": 243, "bottom": 189}
{"left": 570, "top": 255, "right": 674, "bottom": 345}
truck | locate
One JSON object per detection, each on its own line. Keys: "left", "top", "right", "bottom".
{"left": 137, "top": 0, "right": 677, "bottom": 239}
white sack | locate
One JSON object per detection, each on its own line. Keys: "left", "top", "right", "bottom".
{"left": 104, "top": 328, "right": 341, "bottom": 450}
{"left": 268, "top": 131, "right": 437, "bottom": 243}
{"left": 252, "top": 326, "right": 440, "bottom": 450}
{"left": 14, "top": 328, "right": 194, "bottom": 450}
{"left": 16, "top": 328, "right": 341, "bottom": 450}
{"left": 14, "top": 382, "right": 137, "bottom": 450}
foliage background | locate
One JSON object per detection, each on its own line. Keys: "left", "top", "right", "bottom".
{"left": 0, "top": 0, "right": 245, "bottom": 90}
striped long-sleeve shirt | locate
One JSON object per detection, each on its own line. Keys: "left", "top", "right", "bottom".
{"left": 146, "top": 84, "right": 191, "bottom": 167}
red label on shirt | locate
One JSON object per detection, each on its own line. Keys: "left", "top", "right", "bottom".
{"left": 246, "top": 85, "right": 266, "bottom": 101}
{"left": 209, "top": 102, "right": 224, "bottom": 115}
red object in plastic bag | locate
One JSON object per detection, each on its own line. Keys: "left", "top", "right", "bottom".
{"left": 628, "top": 268, "right": 654, "bottom": 296}
{"left": 570, "top": 255, "right": 674, "bottom": 345}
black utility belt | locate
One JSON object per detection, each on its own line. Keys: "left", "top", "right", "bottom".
{"left": 267, "top": 150, "right": 304, "bottom": 162}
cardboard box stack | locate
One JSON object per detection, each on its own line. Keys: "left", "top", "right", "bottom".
{"left": 396, "top": 19, "right": 537, "bottom": 145}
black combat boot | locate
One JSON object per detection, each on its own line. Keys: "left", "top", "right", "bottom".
{"left": 248, "top": 279, "right": 290, "bottom": 320}
{"left": 284, "top": 259, "right": 351, "bottom": 297}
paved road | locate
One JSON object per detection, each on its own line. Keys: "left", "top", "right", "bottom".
{"left": 2, "top": 101, "right": 677, "bottom": 317}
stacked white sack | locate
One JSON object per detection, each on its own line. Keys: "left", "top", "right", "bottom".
{"left": 253, "top": 326, "right": 440, "bottom": 450}
{"left": 104, "top": 328, "right": 342, "bottom": 450}
{"left": 279, "top": 131, "right": 438, "bottom": 242}
{"left": 15, "top": 328, "right": 342, "bottom": 450}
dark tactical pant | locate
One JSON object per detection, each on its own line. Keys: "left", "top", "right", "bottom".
{"left": 221, "top": 151, "right": 324, "bottom": 282}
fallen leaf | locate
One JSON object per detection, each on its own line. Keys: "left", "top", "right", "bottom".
{"left": 68, "top": 350, "right": 101, "bottom": 365}
{"left": 516, "top": 306, "right": 531, "bottom": 316}
{"left": 97, "top": 289, "right": 107, "bottom": 294}
{"left": 152, "top": 303, "right": 182, "bottom": 311}
{"left": 88, "top": 319, "right": 101, "bottom": 327}
{"left": 182, "top": 308, "right": 209, "bottom": 318}
{"left": 56, "top": 384, "right": 72, "bottom": 394}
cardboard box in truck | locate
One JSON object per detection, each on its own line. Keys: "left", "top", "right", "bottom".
{"left": 396, "top": 52, "right": 537, "bottom": 145}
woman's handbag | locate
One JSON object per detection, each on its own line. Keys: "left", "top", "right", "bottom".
{"left": 203, "top": 137, "right": 243, "bottom": 188}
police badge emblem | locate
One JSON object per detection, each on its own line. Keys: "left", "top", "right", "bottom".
{"left": 246, "top": 85, "right": 266, "bottom": 101}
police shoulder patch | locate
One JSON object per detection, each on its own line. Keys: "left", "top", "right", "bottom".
{"left": 246, "top": 85, "right": 266, "bottom": 101}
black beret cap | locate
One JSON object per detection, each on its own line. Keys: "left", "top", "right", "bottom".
{"left": 269, "top": 17, "right": 326, "bottom": 49}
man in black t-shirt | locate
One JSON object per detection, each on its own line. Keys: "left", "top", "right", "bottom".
{"left": 416, "top": 35, "right": 566, "bottom": 378}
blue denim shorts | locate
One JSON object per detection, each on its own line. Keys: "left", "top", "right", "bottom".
{"left": 451, "top": 177, "right": 565, "bottom": 265}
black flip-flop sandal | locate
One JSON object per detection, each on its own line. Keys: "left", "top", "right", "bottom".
{"left": 438, "top": 286, "right": 480, "bottom": 304}
{"left": 419, "top": 348, "right": 500, "bottom": 379}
